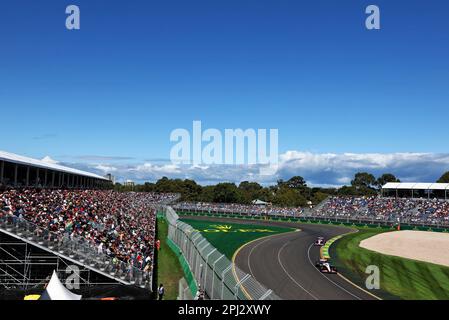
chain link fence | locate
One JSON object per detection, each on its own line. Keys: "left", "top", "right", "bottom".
{"left": 162, "top": 206, "right": 279, "bottom": 300}
{"left": 174, "top": 205, "right": 449, "bottom": 230}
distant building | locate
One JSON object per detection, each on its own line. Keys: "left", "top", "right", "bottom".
{"left": 124, "top": 180, "right": 135, "bottom": 187}
{"left": 104, "top": 173, "right": 115, "bottom": 184}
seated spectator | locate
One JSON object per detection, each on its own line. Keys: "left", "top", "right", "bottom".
{"left": 173, "top": 201, "right": 303, "bottom": 217}
{"left": 0, "top": 189, "right": 176, "bottom": 270}
{"left": 314, "top": 196, "right": 449, "bottom": 225}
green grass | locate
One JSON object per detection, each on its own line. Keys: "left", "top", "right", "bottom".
{"left": 178, "top": 211, "right": 401, "bottom": 231}
{"left": 155, "top": 217, "right": 184, "bottom": 300}
{"left": 333, "top": 229, "right": 449, "bottom": 300}
{"left": 181, "top": 218, "right": 295, "bottom": 259}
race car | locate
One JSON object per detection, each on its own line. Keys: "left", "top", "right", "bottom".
{"left": 315, "top": 259, "right": 338, "bottom": 274}
{"left": 314, "top": 236, "right": 326, "bottom": 246}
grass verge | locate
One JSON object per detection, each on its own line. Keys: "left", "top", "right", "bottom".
{"left": 333, "top": 229, "right": 449, "bottom": 300}
{"left": 155, "top": 217, "right": 184, "bottom": 300}
{"left": 181, "top": 218, "right": 295, "bottom": 259}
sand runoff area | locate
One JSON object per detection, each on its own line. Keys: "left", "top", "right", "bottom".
{"left": 360, "top": 230, "right": 449, "bottom": 267}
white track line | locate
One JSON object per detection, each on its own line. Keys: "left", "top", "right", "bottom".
{"left": 247, "top": 237, "right": 274, "bottom": 277}
{"left": 307, "top": 243, "right": 362, "bottom": 300}
{"left": 277, "top": 241, "right": 319, "bottom": 300}
{"left": 246, "top": 232, "right": 301, "bottom": 280}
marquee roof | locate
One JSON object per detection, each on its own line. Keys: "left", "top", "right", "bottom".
{"left": 0, "top": 150, "right": 107, "bottom": 180}
{"left": 382, "top": 182, "right": 449, "bottom": 190}
{"left": 44, "top": 270, "right": 82, "bottom": 300}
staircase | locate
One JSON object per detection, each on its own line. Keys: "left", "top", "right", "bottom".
{"left": 0, "top": 216, "right": 152, "bottom": 290}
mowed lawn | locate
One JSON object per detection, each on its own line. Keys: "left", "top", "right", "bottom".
{"left": 334, "top": 229, "right": 449, "bottom": 300}
{"left": 181, "top": 218, "right": 295, "bottom": 259}
{"left": 155, "top": 217, "right": 184, "bottom": 300}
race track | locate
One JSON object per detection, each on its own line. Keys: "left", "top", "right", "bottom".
{"left": 180, "top": 216, "right": 379, "bottom": 300}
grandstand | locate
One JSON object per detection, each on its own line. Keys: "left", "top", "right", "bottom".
{"left": 174, "top": 183, "right": 449, "bottom": 229}
{"left": 0, "top": 150, "right": 110, "bottom": 189}
{"left": 313, "top": 186, "right": 449, "bottom": 227}
{"left": 0, "top": 151, "right": 178, "bottom": 298}
{"left": 382, "top": 182, "right": 449, "bottom": 200}
{"left": 173, "top": 201, "right": 304, "bottom": 217}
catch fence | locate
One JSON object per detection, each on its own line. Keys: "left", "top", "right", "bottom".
{"left": 162, "top": 206, "right": 279, "bottom": 300}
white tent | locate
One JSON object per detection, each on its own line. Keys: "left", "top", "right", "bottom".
{"left": 252, "top": 199, "right": 268, "bottom": 206}
{"left": 383, "top": 182, "right": 449, "bottom": 191}
{"left": 44, "top": 270, "right": 82, "bottom": 300}
{"left": 382, "top": 182, "right": 449, "bottom": 200}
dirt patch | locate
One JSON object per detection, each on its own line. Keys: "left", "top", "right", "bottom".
{"left": 360, "top": 230, "right": 449, "bottom": 267}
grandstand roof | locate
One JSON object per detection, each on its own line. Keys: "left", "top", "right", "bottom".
{"left": 383, "top": 182, "right": 449, "bottom": 190}
{"left": 0, "top": 150, "right": 107, "bottom": 180}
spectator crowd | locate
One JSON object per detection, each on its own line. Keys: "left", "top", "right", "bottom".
{"left": 314, "top": 196, "right": 449, "bottom": 226}
{"left": 0, "top": 189, "right": 177, "bottom": 274}
{"left": 172, "top": 197, "right": 449, "bottom": 226}
{"left": 172, "top": 201, "right": 304, "bottom": 217}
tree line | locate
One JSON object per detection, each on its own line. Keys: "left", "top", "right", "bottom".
{"left": 113, "top": 171, "right": 449, "bottom": 207}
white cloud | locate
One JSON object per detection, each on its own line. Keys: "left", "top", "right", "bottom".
{"left": 95, "top": 164, "right": 117, "bottom": 172}
{"left": 62, "top": 151, "right": 449, "bottom": 187}
{"left": 276, "top": 151, "right": 449, "bottom": 186}
{"left": 41, "top": 156, "right": 59, "bottom": 165}
{"left": 134, "top": 163, "right": 181, "bottom": 174}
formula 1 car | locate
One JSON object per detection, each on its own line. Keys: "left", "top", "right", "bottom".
{"left": 314, "top": 236, "right": 326, "bottom": 246}
{"left": 315, "top": 259, "right": 338, "bottom": 274}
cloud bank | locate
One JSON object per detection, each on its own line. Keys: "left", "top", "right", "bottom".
{"left": 54, "top": 151, "right": 449, "bottom": 187}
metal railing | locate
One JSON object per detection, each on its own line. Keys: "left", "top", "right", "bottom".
{"left": 0, "top": 214, "right": 153, "bottom": 290}
{"left": 163, "top": 206, "right": 279, "bottom": 300}
{"left": 173, "top": 205, "right": 449, "bottom": 230}
{"left": 177, "top": 278, "right": 194, "bottom": 300}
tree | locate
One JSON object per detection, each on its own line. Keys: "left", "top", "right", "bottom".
{"left": 376, "top": 173, "right": 400, "bottom": 188}
{"left": 273, "top": 187, "right": 307, "bottom": 207}
{"left": 437, "top": 172, "right": 449, "bottom": 183}
{"left": 337, "top": 185, "right": 377, "bottom": 196}
{"left": 182, "top": 179, "right": 202, "bottom": 201}
{"left": 138, "top": 182, "right": 155, "bottom": 192}
{"left": 238, "top": 181, "right": 263, "bottom": 204}
{"left": 154, "top": 177, "right": 172, "bottom": 193}
{"left": 311, "top": 191, "right": 329, "bottom": 205}
{"left": 198, "top": 185, "right": 215, "bottom": 202}
{"left": 351, "top": 172, "right": 376, "bottom": 189}
{"left": 213, "top": 183, "right": 241, "bottom": 203}
{"left": 276, "top": 179, "right": 286, "bottom": 189}
{"left": 285, "top": 176, "right": 307, "bottom": 191}
{"left": 238, "top": 181, "right": 263, "bottom": 193}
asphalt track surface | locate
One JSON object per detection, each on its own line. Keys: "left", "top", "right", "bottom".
{"left": 181, "top": 216, "right": 378, "bottom": 300}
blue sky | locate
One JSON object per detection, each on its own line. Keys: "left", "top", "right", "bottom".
{"left": 1, "top": 1, "right": 449, "bottom": 185}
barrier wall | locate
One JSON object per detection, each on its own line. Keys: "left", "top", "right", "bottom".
{"left": 162, "top": 206, "right": 279, "bottom": 300}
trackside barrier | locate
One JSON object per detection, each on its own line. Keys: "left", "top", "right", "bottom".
{"left": 162, "top": 206, "right": 279, "bottom": 300}
{"left": 174, "top": 210, "right": 449, "bottom": 234}
{"left": 178, "top": 278, "right": 194, "bottom": 300}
